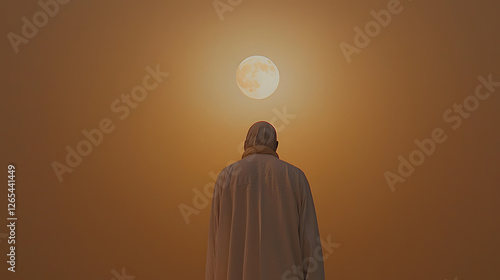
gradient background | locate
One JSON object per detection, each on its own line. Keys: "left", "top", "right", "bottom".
{"left": 2, "top": 0, "right": 500, "bottom": 279}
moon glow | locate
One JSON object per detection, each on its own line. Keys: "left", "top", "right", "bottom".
{"left": 236, "top": 56, "right": 280, "bottom": 99}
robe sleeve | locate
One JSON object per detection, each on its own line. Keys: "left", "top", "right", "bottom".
{"left": 298, "top": 172, "right": 325, "bottom": 280}
{"left": 205, "top": 172, "right": 223, "bottom": 280}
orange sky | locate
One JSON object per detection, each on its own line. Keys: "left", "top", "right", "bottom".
{"left": 2, "top": 0, "right": 500, "bottom": 279}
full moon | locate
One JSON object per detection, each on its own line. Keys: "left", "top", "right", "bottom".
{"left": 236, "top": 56, "right": 280, "bottom": 99}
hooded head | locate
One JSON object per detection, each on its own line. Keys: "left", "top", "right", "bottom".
{"left": 242, "top": 121, "right": 279, "bottom": 159}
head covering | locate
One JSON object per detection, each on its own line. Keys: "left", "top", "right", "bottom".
{"left": 242, "top": 121, "right": 279, "bottom": 159}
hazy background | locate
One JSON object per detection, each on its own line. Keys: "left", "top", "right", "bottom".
{"left": 1, "top": 0, "right": 499, "bottom": 279}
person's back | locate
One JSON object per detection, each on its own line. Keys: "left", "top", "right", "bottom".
{"left": 205, "top": 121, "right": 325, "bottom": 280}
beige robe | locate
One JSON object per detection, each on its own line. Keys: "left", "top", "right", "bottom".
{"left": 205, "top": 149, "right": 325, "bottom": 280}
